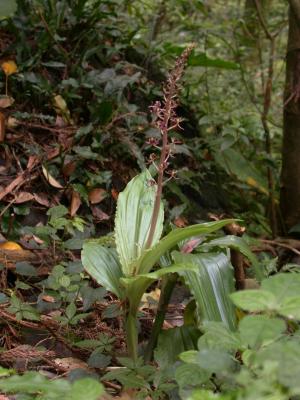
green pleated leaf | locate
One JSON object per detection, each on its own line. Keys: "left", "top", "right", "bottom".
{"left": 173, "top": 251, "right": 237, "bottom": 330}
{"left": 82, "top": 242, "right": 125, "bottom": 299}
{"left": 115, "top": 170, "right": 164, "bottom": 276}
{"left": 203, "top": 235, "right": 262, "bottom": 280}
{"left": 138, "top": 219, "right": 235, "bottom": 275}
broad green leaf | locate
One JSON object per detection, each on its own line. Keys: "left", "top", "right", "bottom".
{"left": 0, "top": 372, "right": 104, "bottom": 400}
{"left": 155, "top": 326, "right": 200, "bottom": 369}
{"left": 239, "top": 315, "right": 285, "bottom": 349}
{"left": 187, "top": 389, "right": 231, "bottom": 400}
{"left": 188, "top": 53, "right": 240, "bottom": 70}
{"left": 82, "top": 242, "right": 124, "bottom": 299}
{"left": 203, "top": 235, "right": 262, "bottom": 280}
{"left": 87, "top": 351, "right": 111, "bottom": 368}
{"left": 230, "top": 290, "right": 276, "bottom": 312}
{"left": 215, "top": 148, "right": 269, "bottom": 195}
{"left": 15, "top": 262, "right": 38, "bottom": 277}
{"left": 115, "top": 170, "right": 164, "bottom": 276}
{"left": 189, "top": 349, "right": 234, "bottom": 373}
{"left": 0, "top": 372, "right": 70, "bottom": 395}
{"left": 261, "top": 273, "right": 300, "bottom": 300}
{"left": 277, "top": 296, "right": 300, "bottom": 320}
{"left": 254, "top": 339, "right": 300, "bottom": 392}
{"left": 173, "top": 251, "right": 237, "bottom": 330}
{"left": 259, "top": 274, "right": 300, "bottom": 319}
{"left": 66, "top": 378, "right": 105, "bottom": 400}
{"left": 0, "top": 0, "right": 17, "bottom": 19}
{"left": 121, "top": 262, "right": 199, "bottom": 285}
{"left": 138, "top": 219, "right": 235, "bottom": 275}
{"left": 175, "top": 364, "right": 211, "bottom": 393}
{"left": 121, "top": 263, "right": 198, "bottom": 313}
{"left": 179, "top": 350, "right": 199, "bottom": 364}
{"left": 197, "top": 322, "right": 240, "bottom": 352}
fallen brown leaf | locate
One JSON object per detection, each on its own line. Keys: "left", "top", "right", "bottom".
{"left": 0, "top": 96, "right": 14, "bottom": 108}
{"left": 33, "top": 193, "right": 51, "bottom": 207}
{"left": 91, "top": 205, "right": 110, "bottom": 221}
{"left": 53, "top": 357, "right": 89, "bottom": 371}
{"left": 62, "top": 160, "right": 77, "bottom": 177}
{"left": 174, "top": 216, "right": 188, "bottom": 228}
{"left": 13, "top": 191, "right": 35, "bottom": 204}
{"left": 41, "top": 295, "right": 56, "bottom": 303}
{"left": 70, "top": 190, "right": 81, "bottom": 216}
{"left": 88, "top": 188, "right": 106, "bottom": 204}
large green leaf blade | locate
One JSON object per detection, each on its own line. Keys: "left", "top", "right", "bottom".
{"left": 215, "top": 148, "right": 269, "bottom": 195}
{"left": 82, "top": 242, "right": 125, "bottom": 299}
{"left": 203, "top": 235, "right": 262, "bottom": 280}
{"left": 189, "top": 53, "right": 240, "bottom": 70}
{"left": 173, "top": 251, "right": 237, "bottom": 330}
{"left": 115, "top": 170, "right": 164, "bottom": 276}
{"left": 138, "top": 219, "right": 235, "bottom": 275}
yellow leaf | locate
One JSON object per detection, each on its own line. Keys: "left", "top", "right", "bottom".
{"left": 246, "top": 176, "right": 268, "bottom": 195}
{"left": 0, "top": 241, "right": 22, "bottom": 250}
{"left": 1, "top": 61, "right": 18, "bottom": 76}
{"left": 53, "top": 95, "right": 68, "bottom": 114}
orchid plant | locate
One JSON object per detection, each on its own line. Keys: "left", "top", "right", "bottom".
{"left": 82, "top": 46, "right": 239, "bottom": 361}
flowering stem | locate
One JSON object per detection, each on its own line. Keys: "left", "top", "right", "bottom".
{"left": 145, "top": 84, "right": 176, "bottom": 249}
{"left": 145, "top": 45, "right": 195, "bottom": 249}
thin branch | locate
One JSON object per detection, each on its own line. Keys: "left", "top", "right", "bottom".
{"left": 254, "top": 0, "right": 273, "bottom": 40}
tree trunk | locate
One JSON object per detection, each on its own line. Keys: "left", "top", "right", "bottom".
{"left": 280, "top": 1, "right": 300, "bottom": 232}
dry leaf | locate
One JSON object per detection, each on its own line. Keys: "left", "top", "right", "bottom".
{"left": 91, "top": 205, "right": 110, "bottom": 221}
{"left": 53, "top": 94, "right": 68, "bottom": 114}
{"left": 55, "top": 115, "right": 66, "bottom": 127}
{"left": 174, "top": 216, "right": 188, "bottom": 228}
{"left": 88, "top": 188, "right": 106, "bottom": 204}
{"left": 69, "top": 190, "right": 81, "bottom": 216}
{"left": 141, "top": 288, "right": 161, "bottom": 310}
{"left": 62, "top": 160, "right": 76, "bottom": 177}
{"left": 42, "top": 165, "right": 64, "bottom": 189}
{"left": 7, "top": 116, "right": 19, "bottom": 128}
{"left": 1, "top": 60, "right": 18, "bottom": 76}
{"left": 32, "top": 234, "right": 45, "bottom": 245}
{"left": 41, "top": 295, "right": 56, "bottom": 303}
{"left": 13, "top": 191, "right": 34, "bottom": 203}
{"left": 53, "top": 357, "right": 89, "bottom": 371}
{"left": 33, "top": 192, "right": 51, "bottom": 207}
{"left": 0, "top": 95, "right": 14, "bottom": 108}
{"left": 53, "top": 94, "right": 72, "bottom": 123}
{"left": 0, "top": 111, "right": 5, "bottom": 142}
{"left": 111, "top": 188, "right": 119, "bottom": 200}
